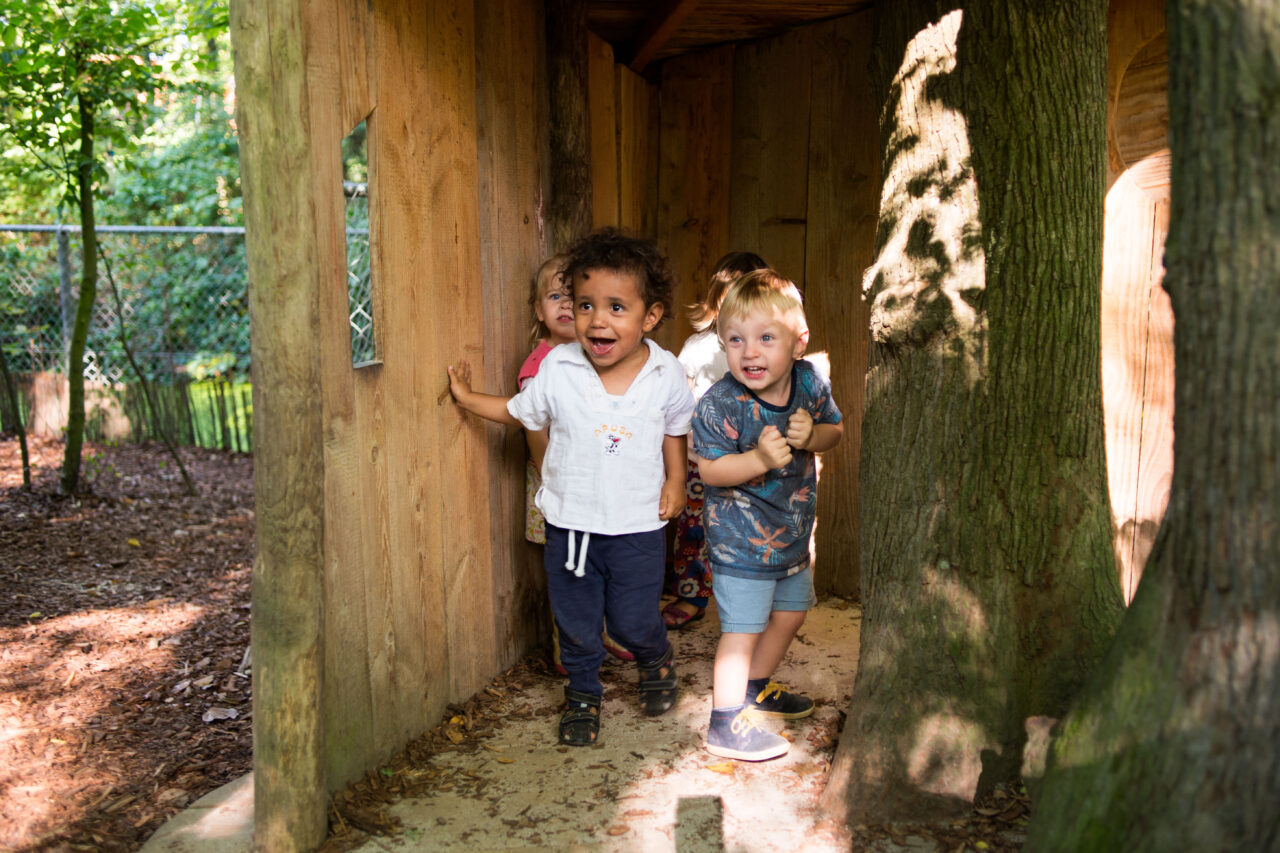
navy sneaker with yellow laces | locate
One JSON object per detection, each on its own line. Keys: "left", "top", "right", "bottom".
{"left": 745, "top": 677, "right": 814, "bottom": 719}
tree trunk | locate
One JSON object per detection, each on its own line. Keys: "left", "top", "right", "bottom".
{"left": 61, "top": 92, "right": 98, "bottom": 495}
{"left": 821, "top": 0, "right": 1123, "bottom": 824}
{"left": 1027, "top": 2, "right": 1280, "bottom": 849}
{"left": 0, "top": 345, "right": 31, "bottom": 488}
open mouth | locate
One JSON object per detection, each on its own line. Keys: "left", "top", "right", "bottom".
{"left": 588, "top": 337, "right": 616, "bottom": 357}
{"left": 743, "top": 366, "right": 766, "bottom": 379}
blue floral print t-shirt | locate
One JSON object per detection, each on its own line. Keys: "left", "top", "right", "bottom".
{"left": 691, "top": 359, "right": 842, "bottom": 580}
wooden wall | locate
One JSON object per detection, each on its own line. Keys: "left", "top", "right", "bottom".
{"left": 652, "top": 14, "right": 878, "bottom": 597}
{"left": 653, "top": 46, "right": 735, "bottom": 354}
{"left": 1102, "top": 0, "right": 1172, "bottom": 603}
{"left": 587, "top": 34, "right": 659, "bottom": 236}
{"left": 239, "top": 4, "right": 555, "bottom": 842}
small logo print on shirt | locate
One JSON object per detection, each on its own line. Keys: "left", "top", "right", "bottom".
{"left": 594, "top": 424, "right": 633, "bottom": 456}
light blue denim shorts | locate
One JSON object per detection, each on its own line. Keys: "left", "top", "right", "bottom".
{"left": 713, "top": 566, "right": 816, "bottom": 633}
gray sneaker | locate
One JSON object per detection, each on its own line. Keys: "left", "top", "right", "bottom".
{"left": 706, "top": 705, "right": 789, "bottom": 761}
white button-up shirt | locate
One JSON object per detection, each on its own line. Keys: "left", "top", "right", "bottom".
{"left": 507, "top": 339, "right": 694, "bottom": 535}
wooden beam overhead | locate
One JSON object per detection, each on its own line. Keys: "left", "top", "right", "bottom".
{"left": 626, "top": 0, "right": 702, "bottom": 73}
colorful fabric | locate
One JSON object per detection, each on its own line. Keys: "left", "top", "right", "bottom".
{"left": 525, "top": 459, "right": 546, "bottom": 544}
{"left": 669, "top": 457, "right": 711, "bottom": 605}
{"left": 692, "top": 359, "right": 841, "bottom": 579}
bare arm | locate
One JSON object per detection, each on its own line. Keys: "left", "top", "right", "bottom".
{"left": 658, "top": 433, "right": 687, "bottom": 520}
{"left": 525, "top": 427, "right": 550, "bottom": 470}
{"left": 447, "top": 361, "right": 522, "bottom": 427}
{"left": 693, "top": 425, "right": 792, "bottom": 488}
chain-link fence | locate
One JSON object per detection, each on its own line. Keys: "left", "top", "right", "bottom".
{"left": 0, "top": 216, "right": 372, "bottom": 448}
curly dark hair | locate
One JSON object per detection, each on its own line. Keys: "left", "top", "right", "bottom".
{"left": 562, "top": 227, "right": 675, "bottom": 331}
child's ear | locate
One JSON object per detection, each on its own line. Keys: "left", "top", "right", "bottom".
{"left": 642, "top": 303, "right": 664, "bottom": 333}
{"left": 793, "top": 328, "right": 810, "bottom": 359}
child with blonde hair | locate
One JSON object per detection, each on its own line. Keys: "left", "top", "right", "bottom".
{"left": 664, "top": 251, "right": 770, "bottom": 629}
{"left": 450, "top": 228, "right": 693, "bottom": 746}
{"left": 692, "top": 269, "right": 843, "bottom": 760}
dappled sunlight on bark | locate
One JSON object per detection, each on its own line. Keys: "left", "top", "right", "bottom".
{"left": 862, "top": 9, "right": 987, "bottom": 396}
{"left": 907, "top": 711, "right": 987, "bottom": 800}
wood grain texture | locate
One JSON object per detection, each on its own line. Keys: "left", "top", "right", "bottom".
{"left": 337, "top": 0, "right": 373, "bottom": 134}
{"left": 656, "top": 46, "right": 734, "bottom": 352}
{"left": 617, "top": 63, "right": 659, "bottom": 235}
{"left": 303, "top": 0, "right": 378, "bottom": 791}
{"left": 476, "top": 0, "right": 554, "bottom": 667}
{"left": 423, "top": 0, "right": 496, "bottom": 707}
{"left": 546, "top": 0, "right": 593, "bottom": 250}
{"left": 588, "top": 33, "right": 620, "bottom": 227}
{"left": 229, "top": 0, "right": 327, "bottom": 846}
{"left": 1105, "top": 0, "right": 1165, "bottom": 184}
{"left": 729, "top": 28, "right": 813, "bottom": 286}
{"left": 1101, "top": 4, "right": 1172, "bottom": 603}
{"left": 1101, "top": 173, "right": 1172, "bottom": 604}
{"left": 803, "top": 11, "right": 877, "bottom": 598}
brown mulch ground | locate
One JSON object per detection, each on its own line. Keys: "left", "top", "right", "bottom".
{"left": 0, "top": 434, "right": 254, "bottom": 853}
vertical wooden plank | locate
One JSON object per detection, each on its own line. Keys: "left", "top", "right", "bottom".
{"left": 804, "top": 11, "right": 878, "bottom": 599}
{"left": 729, "top": 29, "right": 813, "bottom": 286}
{"left": 588, "top": 33, "right": 620, "bottom": 227}
{"left": 422, "top": 0, "right": 496, "bottom": 701}
{"left": 367, "top": 0, "right": 495, "bottom": 754}
{"left": 617, "top": 63, "right": 659, "bottom": 236}
{"left": 656, "top": 46, "right": 734, "bottom": 352}
{"left": 476, "top": 0, "right": 552, "bottom": 667}
{"left": 229, "top": 0, "right": 327, "bottom": 846}
{"left": 545, "top": 0, "right": 592, "bottom": 250}
{"left": 337, "top": 0, "right": 373, "bottom": 133}
{"left": 367, "top": 0, "right": 434, "bottom": 762}
{"left": 425, "top": 0, "right": 496, "bottom": 705}
{"left": 303, "top": 0, "right": 381, "bottom": 789}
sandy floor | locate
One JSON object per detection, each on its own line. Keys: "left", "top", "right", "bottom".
{"left": 145, "top": 596, "right": 865, "bottom": 852}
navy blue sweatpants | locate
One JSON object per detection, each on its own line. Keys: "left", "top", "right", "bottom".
{"left": 544, "top": 523, "right": 670, "bottom": 695}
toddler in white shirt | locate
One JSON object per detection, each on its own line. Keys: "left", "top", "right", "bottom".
{"left": 448, "top": 228, "right": 694, "bottom": 747}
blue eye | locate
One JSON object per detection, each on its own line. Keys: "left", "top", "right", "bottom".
{"left": 762, "top": 334, "right": 774, "bottom": 343}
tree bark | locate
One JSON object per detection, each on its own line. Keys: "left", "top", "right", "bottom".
{"left": 60, "top": 91, "right": 98, "bottom": 495}
{"left": 1028, "top": 2, "right": 1280, "bottom": 849}
{"left": 0, "top": 345, "right": 30, "bottom": 488}
{"left": 821, "top": 0, "right": 1123, "bottom": 824}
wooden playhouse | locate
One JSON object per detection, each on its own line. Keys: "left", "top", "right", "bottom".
{"left": 230, "top": 0, "right": 1171, "bottom": 846}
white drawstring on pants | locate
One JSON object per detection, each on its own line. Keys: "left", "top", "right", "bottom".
{"left": 565, "top": 530, "right": 590, "bottom": 578}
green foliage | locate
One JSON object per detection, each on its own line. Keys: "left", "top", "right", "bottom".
{"left": 0, "top": 0, "right": 230, "bottom": 221}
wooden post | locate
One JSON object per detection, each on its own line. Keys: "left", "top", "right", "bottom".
{"left": 230, "top": 0, "right": 327, "bottom": 848}
{"left": 545, "top": 0, "right": 592, "bottom": 250}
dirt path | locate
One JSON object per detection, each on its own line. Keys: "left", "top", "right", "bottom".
{"left": 0, "top": 436, "right": 254, "bottom": 852}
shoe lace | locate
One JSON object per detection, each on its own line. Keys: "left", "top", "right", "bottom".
{"left": 730, "top": 706, "right": 768, "bottom": 736}
{"left": 754, "top": 681, "right": 788, "bottom": 703}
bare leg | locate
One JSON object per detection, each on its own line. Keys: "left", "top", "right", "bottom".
{"left": 747, "top": 610, "right": 806, "bottom": 681}
{"left": 713, "top": 632, "right": 759, "bottom": 707}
